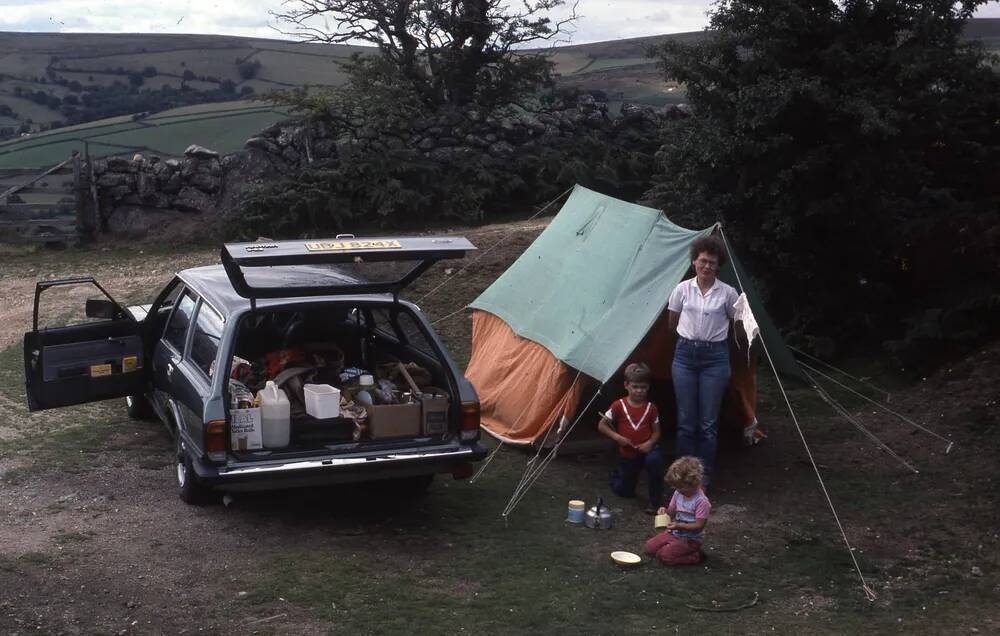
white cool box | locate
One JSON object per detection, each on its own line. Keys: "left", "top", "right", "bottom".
{"left": 304, "top": 384, "right": 341, "bottom": 419}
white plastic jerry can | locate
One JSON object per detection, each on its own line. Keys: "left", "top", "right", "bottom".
{"left": 258, "top": 380, "right": 291, "bottom": 449}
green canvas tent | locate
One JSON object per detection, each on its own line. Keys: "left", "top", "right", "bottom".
{"left": 465, "top": 184, "right": 801, "bottom": 444}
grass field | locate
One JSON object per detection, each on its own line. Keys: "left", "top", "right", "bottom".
{"left": 0, "top": 100, "right": 289, "bottom": 169}
{"left": 0, "top": 233, "right": 996, "bottom": 633}
{"left": 0, "top": 32, "right": 367, "bottom": 143}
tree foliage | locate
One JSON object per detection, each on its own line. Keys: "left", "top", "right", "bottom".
{"left": 643, "top": 0, "right": 1000, "bottom": 363}
{"left": 273, "top": 0, "right": 576, "bottom": 108}
{"left": 237, "top": 59, "right": 261, "bottom": 80}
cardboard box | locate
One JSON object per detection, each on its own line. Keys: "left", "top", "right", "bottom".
{"left": 364, "top": 402, "right": 422, "bottom": 439}
{"left": 421, "top": 392, "right": 450, "bottom": 436}
{"left": 231, "top": 407, "right": 263, "bottom": 450}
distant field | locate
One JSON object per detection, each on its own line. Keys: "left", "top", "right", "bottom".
{"left": 55, "top": 48, "right": 259, "bottom": 79}
{"left": 0, "top": 94, "right": 63, "bottom": 125}
{"left": 0, "top": 32, "right": 366, "bottom": 140}
{"left": 0, "top": 101, "right": 288, "bottom": 169}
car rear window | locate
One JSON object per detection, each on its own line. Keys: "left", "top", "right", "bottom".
{"left": 190, "top": 302, "right": 224, "bottom": 378}
{"left": 164, "top": 291, "right": 197, "bottom": 353}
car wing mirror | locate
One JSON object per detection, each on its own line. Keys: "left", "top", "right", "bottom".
{"left": 85, "top": 298, "right": 121, "bottom": 320}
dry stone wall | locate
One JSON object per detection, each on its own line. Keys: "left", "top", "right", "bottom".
{"left": 88, "top": 96, "right": 688, "bottom": 237}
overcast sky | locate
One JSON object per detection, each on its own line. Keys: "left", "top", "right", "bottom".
{"left": 2, "top": 1, "right": 999, "bottom": 44}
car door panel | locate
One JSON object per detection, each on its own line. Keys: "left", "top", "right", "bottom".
{"left": 40, "top": 335, "right": 143, "bottom": 381}
{"left": 24, "top": 278, "right": 147, "bottom": 412}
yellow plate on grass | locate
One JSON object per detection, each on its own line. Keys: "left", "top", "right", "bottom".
{"left": 611, "top": 551, "right": 641, "bottom": 566}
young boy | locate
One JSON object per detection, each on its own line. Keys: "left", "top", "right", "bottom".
{"left": 597, "top": 362, "right": 664, "bottom": 513}
{"left": 644, "top": 456, "right": 710, "bottom": 565}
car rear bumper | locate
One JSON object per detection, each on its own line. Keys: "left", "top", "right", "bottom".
{"left": 190, "top": 443, "right": 487, "bottom": 492}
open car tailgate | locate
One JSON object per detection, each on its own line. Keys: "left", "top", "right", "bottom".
{"left": 221, "top": 236, "right": 476, "bottom": 300}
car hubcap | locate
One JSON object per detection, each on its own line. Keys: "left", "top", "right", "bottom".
{"left": 177, "top": 459, "right": 186, "bottom": 487}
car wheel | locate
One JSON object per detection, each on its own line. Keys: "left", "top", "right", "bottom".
{"left": 176, "top": 437, "right": 212, "bottom": 505}
{"left": 125, "top": 394, "right": 154, "bottom": 420}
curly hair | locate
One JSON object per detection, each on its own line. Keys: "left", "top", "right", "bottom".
{"left": 689, "top": 236, "right": 727, "bottom": 268}
{"left": 666, "top": 456, "right": 704, "bottom": 489}
{"left": 623, "top": 362, "right": 652, "bottom": 384}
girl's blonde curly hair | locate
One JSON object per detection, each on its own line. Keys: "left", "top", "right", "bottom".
{"left": 666, "top": 456, "right": 704, "bottom": 489}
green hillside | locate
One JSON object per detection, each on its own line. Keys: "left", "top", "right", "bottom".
{"left": 0, "top": 32, "right": 366, "bottom": 141}
{"left": 0, "top": 100, "right": 289, "bottom": 169}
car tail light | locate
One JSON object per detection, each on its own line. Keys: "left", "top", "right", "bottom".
{"left": 205, "top": 419, "right": 227, "bottom": 461}
{"left": 460, "top": 400, "right": 480, "bottom": 442}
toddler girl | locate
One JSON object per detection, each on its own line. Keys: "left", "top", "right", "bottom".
{"left": 644, "top": 456, "right": 710, "bottom": 565}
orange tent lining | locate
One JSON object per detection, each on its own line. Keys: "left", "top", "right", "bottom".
{"left": 466, "top": 310, "right": 758, "bottom": 446}
{"left": 465, "top": 311, "right": 592, "bottom": 445}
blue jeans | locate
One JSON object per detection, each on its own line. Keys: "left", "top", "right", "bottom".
{"left": 611, "top": 446, "right": 665, "bottom": 508}
{"left": 672, "top": 337, "right": 731, "bottom": 484}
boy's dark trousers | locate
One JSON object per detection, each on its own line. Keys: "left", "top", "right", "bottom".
{"left": 611, "top": 446, "right": 665, "bottom": 508}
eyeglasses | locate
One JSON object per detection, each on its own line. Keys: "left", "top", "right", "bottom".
{"left": 694, "top": 258, "right": 719, "bottom": 269}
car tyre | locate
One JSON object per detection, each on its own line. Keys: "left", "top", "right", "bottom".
{"left": 125, "top": 394, "right": 154, "bottom": 420}
{"left": 176, "top": 437, "right": 212, "bottom": 505}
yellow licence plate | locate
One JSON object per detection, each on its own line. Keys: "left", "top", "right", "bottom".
{"left": 305, "top": 240, "right": 402, "bottom": 252}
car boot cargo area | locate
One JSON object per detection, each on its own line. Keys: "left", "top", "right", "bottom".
{"left": 223, "top": 303, "right": 455, "bottom": 459}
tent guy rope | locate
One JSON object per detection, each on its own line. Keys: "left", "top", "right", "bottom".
{"left": 471, "top": 374, "right": 552, "bottom": 483}
{"left": 415, "top": 185, "right": 574, "bottom": 307}
{"left": 501, "top": 370, "right": 588, "bottom": 518}
{"left": 801, "top": 366, "right": 920, "bottom": 474}
{"left": 790, "top": 345, "right": 892, "bottom": 402}
{"left": 718, "top": 226, "right": 878, "bottom": 602}
{"left": 502, "top": 384, "right": 605, "bottom": 518}
{"left": 796, "top": 359, "right": 953, "bottom": 452}
{"left": 500, "top": 332, "right": 606, "bottom": 517}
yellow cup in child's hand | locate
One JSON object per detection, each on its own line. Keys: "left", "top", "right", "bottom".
{"left": 654, "top": 513, "right": 671, "bottom": 529}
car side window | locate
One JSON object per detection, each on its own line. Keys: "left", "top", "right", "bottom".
{"left": 369, "top": 307, "right": 400, "bottom": 341}
{"left": 190, "top": 302, "right": 224, "bottom": 378}
{"left": 34, "top": 281, "right": 125, "bottom": 331}
{"left": 396, "top": 311, "right": 434, "bottom": 355}
{"left": 164, "top": 291, "right": 197, "bottom": 354}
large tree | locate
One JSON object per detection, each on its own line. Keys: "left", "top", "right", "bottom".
{"left": 644, "top": 0, "right": 1000, "bottom": 360}
{"left": 274, "top": 0, "right": 576, "bottom": 108}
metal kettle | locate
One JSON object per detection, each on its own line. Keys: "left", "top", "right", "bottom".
{"left": 585, "top": 497, "right": 612, "bottom": 529}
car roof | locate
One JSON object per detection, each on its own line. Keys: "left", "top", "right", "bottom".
{"left": 177, "top": 265, "right": 394, "bottom": 319}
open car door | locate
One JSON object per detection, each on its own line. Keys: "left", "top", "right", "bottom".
{"left": 220, "top": 235, "right": 476, "bottom": 301}
{"left": 24, "top": 278, "right": 147, "bottom": 411}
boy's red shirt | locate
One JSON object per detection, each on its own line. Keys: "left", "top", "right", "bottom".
{"left": 604, "top": 398, "right": 659, "bottom": 458}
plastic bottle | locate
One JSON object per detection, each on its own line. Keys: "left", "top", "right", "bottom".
{"left": 258, "top": 380, "right": 290, "bottom": 449}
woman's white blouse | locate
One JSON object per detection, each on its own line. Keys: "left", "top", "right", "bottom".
{"left": 668, "top": 277, "right": 738, "bottom": 342}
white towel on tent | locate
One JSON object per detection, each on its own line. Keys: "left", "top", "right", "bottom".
{"left": 733, "top": 292, "right": 759, "bottom": 364}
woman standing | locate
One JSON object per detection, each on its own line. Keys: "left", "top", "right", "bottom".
{"left": 667, "top": 236, "right": 738, "bottom": 487}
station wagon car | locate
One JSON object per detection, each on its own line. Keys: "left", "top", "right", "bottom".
{"left": 23, "top": 237, "right": 486, "bottom": 504}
